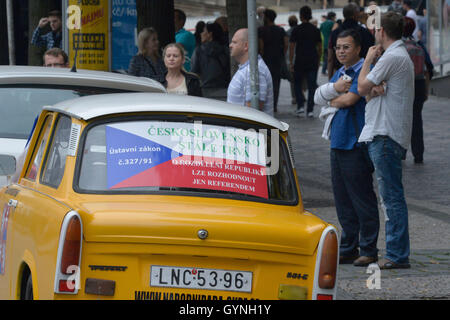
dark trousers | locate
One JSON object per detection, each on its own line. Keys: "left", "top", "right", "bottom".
{"left": 294, "top": 67, "right": 318, "bottom": 113}
{"left": 411, "top": 79, "right": 427, "bottom": 161}
{"left": 272, "top": 71, "right": 281, "bottom": 112}
{"left": 322, "top": 49, "right": 328, "bottom": 74}
{"left": 267, "top": 63, "right": 281, "bottom": 112}
{"left": 331, "top": 147, "right": 380, "bottom": 258}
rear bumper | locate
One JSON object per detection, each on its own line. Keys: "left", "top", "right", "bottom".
{"left": 55, "top": 242, "right": 320, "bottom": 300}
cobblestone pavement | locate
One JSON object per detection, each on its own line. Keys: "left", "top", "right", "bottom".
{"left": 274, "top": 74, "right": 450, "bottom": 300}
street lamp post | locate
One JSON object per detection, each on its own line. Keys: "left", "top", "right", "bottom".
{"left": 247, "top": 0, "right": 259, "bottom": 109}
{"left": 6, "top": 0, "right": 15, "bottom": 65}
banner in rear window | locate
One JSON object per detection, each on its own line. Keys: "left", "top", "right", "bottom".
{"left": 105, "top": 122, "right": 268, "bottom": 198}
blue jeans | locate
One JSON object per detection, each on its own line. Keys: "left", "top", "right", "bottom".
{"left": 331, "top": 147, "right": 379, "bottom": 258}
{"left": 368, "top": 136, "right": 410, "bottom": 264}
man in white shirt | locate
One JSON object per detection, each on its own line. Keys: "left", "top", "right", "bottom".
{"left": 227, "top": 28, "right": 274, "bottom": 116}
{"left": 358, "top": 11, "right": 415, "bottom": 270}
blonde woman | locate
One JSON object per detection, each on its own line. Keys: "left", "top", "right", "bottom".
{"left": 162, "top": 43, "right": 202, "bottom": 97}
{"left": 128, "top": 27, "right": 166, "bottom": 84}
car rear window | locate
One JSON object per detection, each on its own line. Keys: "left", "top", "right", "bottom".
{"left": 0, "top": 86, "right": 128, "bottom": 139}
{"left": 76, "top": 118, "right": 298, "bottom": 204}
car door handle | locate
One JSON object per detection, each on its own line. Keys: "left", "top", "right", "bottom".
{"left": 8, "top": 199, "right": 18, "bottom": 208}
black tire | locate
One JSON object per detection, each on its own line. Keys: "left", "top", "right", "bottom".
{"left": 23, "top": 273, "right": 33, "bottom": 300}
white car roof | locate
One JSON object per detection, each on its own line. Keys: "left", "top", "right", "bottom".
{"left": 45, "top": 93, "right": 289, "bottom": 132}
{"left": 0, "top": 66, "right": 166, "bottom": 93}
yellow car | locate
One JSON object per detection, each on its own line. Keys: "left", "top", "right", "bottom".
{"left": 0, "top": 93, "right": 338, "bottom": 300}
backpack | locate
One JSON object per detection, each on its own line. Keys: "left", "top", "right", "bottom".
{"left": 404, "top": 38, "right": 426, "bottom": 80}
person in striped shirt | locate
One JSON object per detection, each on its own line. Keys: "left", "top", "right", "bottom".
{"left": 227, "top": 28, "right": 274, "bottom": 116}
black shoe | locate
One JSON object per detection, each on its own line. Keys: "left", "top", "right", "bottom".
{"left": 414, "top": 158, "right": 423, "bottom": 164}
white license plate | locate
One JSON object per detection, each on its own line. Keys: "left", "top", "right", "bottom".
{"left": 150, "top": 265, "right": 253, "bottom": 293}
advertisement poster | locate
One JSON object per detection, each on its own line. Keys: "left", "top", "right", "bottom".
{"left": 69, "top": 0, "right": 109, "bottom": 71}
{"left": 111, "top": 0, "right": 138, "bottom": 71}
{"left": 105, "top": 122, "right": 268, "bottom": 199}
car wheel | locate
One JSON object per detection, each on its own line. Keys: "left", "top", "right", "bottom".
{"left": 23, "top": 273, "right": 33, "bottom": 300}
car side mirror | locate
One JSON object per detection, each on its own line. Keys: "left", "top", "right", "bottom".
{"left": 0, "top": 154, "right": 16, "bottom": 176}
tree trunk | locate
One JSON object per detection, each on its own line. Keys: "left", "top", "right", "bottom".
{"left": 136, "top": 0, "right": 175, "bottom": 51}
{"left": 28, "top": 0, "right": 60, "bottom": 66}
{"left": 226, "top": 0, "right": 247, "bottom": 74}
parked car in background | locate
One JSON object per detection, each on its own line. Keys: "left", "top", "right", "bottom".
{"left": 0, "top": 93, "right": 339, "bottom": 300}
{"left": 0, "top": 66, "right": 165, "bottom": 186}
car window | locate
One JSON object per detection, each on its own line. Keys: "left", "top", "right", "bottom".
{"left": 76, "top": 119, "right": 297, "bottom": 204}
{"left": 0, "top": 86, "right": 128, "bottom": 139}
{"left": 24, "top": 115, "right": 53, "bottom": 181}
{"left": 41, "top": 115, "right": 72, "bottom": 189}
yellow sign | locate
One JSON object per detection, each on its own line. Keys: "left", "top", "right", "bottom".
{"left": 68, "top": 0, "right": 109, "bottom": 71}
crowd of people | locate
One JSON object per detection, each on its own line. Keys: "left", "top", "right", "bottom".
{"left": 31, "top": 2, "right": 434, "bottom": 271}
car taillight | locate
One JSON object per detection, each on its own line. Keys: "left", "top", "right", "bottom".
{"left": 318, "top": 230, "right": 338, "bottom": 289}
{"left": 312, "top": 226, "right": 339, "bottom": 300}
{"left": 61, "top": 216, "right": 81, "bottom": 274}
{"left": 317, "top": 294, "right": 333, "bottom": 300}
{"left": 59, "top": 280, "right": 76, "bottom": 293}
{"left": 54, "top": 211, "right": 83, "bottom": 295}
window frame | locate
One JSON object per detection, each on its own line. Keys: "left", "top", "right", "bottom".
{"left": 39, "top": 114, "right": 72, "bottom": 189}
{"left": 23, "top": 115, "right": 54, "bottom": 182}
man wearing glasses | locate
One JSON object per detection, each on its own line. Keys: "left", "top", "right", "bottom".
{"left": 327, "top": 3, "right": 374, "bottom": 80}
{"left": 43, "top": 48, "right": 69, "bottom": 68}
{"left": 315, "top": 29, "right": 380, "bottom": 267}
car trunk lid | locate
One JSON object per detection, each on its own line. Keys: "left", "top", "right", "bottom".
{"left": 77, "top": 196, "right": 326, "bottom": 256}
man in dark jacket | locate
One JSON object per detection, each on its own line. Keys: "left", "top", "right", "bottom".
{"left": 327, "top": 3, "right": 375, "bottom": 79}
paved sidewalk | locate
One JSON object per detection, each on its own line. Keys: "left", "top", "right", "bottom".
{"left": 273, "top": 75, "right": 450, "bottom": 300}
